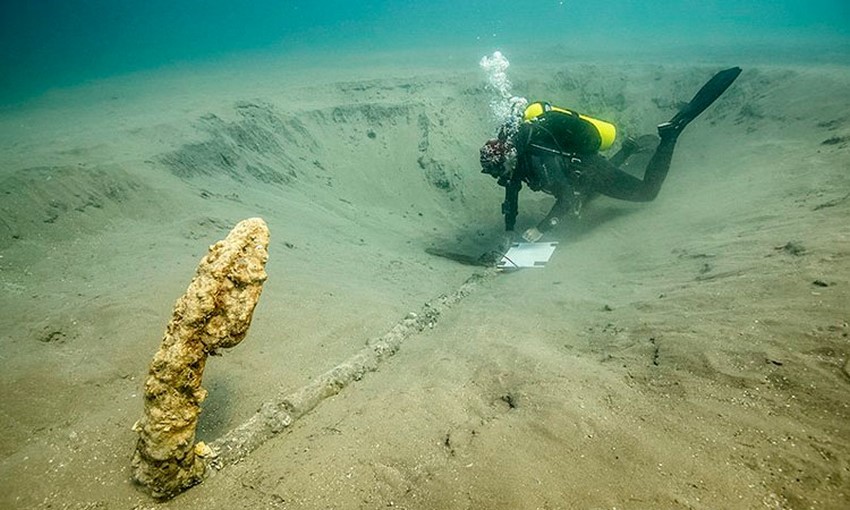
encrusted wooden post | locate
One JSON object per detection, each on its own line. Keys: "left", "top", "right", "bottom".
{"left": 131, "top": 218, "right": 270, "bottom": 499}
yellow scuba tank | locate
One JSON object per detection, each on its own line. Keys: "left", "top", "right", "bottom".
{"left": 523, "top": 102, "right": 616, "bottom": 153}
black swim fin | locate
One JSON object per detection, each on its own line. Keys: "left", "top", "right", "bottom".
{"left": 658, "top": 66, "right": 742, "bottom": 138}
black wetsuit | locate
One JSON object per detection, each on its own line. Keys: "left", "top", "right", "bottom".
{"left": 501, "top": 120, "right": 677, "bottom": 233}
{"left": 496, "top": 67, "right": 742, "bottom": 235}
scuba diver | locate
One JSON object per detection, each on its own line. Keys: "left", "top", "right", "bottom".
{"left": 479, "top": 67, "right": 742, "bottom": 247}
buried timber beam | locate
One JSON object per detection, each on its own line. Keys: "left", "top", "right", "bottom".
{"left": 130, "top": 214, "right": 493, "bottom": 500}
{"left": 206, "top": 270, "right": 492, "bottom": 468}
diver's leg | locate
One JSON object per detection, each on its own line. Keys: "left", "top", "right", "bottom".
{"left": 584, "top": 134, "right": 677, "bottom": 202}
{"left": 637, "top": 133, "right": 677, "bottom": 201}
{"left": 658, "top": 67, "right": 741, "bottom": 137}
{"left": 587, "top": 68, "right": 741, "bottom": 202}
{"left": 607, "top": 134, "right": 659, "bottom": 168}
{"left": 607, "top": 136, "right": 640, "bottom": 168}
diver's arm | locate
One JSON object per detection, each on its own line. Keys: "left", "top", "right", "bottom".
{"left": 502, "top": 177, "right": 521, "bottom": 231}
{"left": 503, "top": 123, "right": 534, "bottom": 233}
{"left": 536, "top": 192, "right": 574, "bottom": 233}
{"left": 520, "top": 192, "right": 574, "bottom": 243}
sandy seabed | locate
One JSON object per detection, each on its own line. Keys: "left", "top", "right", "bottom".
{"left": 0, "top": 49, "right": 849, "bottom": 509}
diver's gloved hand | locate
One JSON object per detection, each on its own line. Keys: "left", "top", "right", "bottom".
{"left": 522, "top": 227, "right": 543, "bottom": 243}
